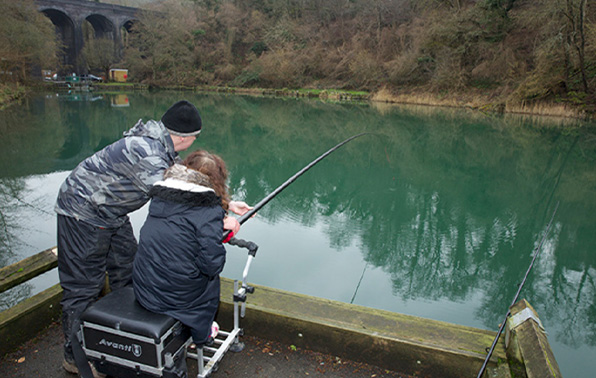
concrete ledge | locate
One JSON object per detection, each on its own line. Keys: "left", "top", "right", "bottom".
{"left": 218, "top": 278, "right": 509, "bottom": 378}
{"left": 0, "top": 283, "right": 63, "bottom": 356}
{"left": 0, "top": 247, "right": 511, "bottom": 377}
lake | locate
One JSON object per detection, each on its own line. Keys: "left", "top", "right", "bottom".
{"left": 1, "top": 91, "right": 595, "bottom": 377}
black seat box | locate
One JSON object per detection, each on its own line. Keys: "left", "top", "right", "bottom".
{"left": 80, "top": 286, "right": 190, "bottom": 377}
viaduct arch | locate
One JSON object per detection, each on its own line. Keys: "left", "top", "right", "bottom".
{"left": 35, "top": 0, "right": 140, "bottom": 75}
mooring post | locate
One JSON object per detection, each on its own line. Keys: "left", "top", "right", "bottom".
{"left": 505, "top": 299, "right": 562, "bottom": 378}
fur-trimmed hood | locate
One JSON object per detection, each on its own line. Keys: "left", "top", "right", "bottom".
{"left": 149, "top": 164, "right": 222, "bottom": 214}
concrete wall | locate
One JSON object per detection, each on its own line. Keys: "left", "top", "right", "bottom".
{"left": 217, "top": 278, "right": 510, "bottom": 378}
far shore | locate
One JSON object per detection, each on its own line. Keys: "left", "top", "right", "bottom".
{"left": 3, "top": 82, "right": 594, "bottom": 122}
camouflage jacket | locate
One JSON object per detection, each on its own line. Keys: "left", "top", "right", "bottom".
{"left": 55, "top": 119, "right": 180, "bottom": 228}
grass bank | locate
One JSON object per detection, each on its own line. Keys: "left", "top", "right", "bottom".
{"left": 371, "top": 87, "right": 593, "bottom": 120}
{"left": 197, "top": 86, "right": 370, "bottom": 102}
{"left": 198, "top": 85, "right": 593, "bottom": 120}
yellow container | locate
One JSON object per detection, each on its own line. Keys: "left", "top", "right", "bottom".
{"left": 109, "top": 69, "right": 128, "bottom": 83}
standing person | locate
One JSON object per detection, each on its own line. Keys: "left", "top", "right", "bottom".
{"left": 132, "top": 150, "right": 238, "bottom": 349}
{"left": 55, "top": 101, "right": 250, "bottom": 375}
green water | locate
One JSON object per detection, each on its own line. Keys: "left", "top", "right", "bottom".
{"left": 1, "top": 91, "right": 595, "bottom": 376}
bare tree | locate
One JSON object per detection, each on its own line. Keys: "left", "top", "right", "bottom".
{"left": 81, "top": 37, "right": 118, "bottom": 80}
{"left": 0, "top": 0, "right": 59, "bottom": 82}
{"left": 563, "top": 0, "right": 589, "bottom": 92}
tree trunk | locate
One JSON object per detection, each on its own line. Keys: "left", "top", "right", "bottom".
{"left": 566, "top": 0, "right": 589, "bottom": 93}
{"left": 576, "top": 0, "right": 589, "bottom": 92}
{"left": 21, "top": 64, "right": 27, "bottom": 82}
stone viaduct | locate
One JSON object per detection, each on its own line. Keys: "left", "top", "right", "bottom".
{"left": 35, "top": 0, "right": 141, "bottom": 74}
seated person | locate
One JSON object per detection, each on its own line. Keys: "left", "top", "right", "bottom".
{"left": 133, "top": 150, "right": 244, "bottom": 346}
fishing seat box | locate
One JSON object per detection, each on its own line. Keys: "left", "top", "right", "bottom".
{"left": 80, "top": 286, "right": 191, "bottom": 378}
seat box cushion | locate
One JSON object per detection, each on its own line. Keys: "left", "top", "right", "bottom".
{"left": 80, "top": 286, "right": 177, "bottom": 341}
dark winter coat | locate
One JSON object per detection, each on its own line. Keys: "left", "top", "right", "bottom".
{"left": 132, "top": 166, "right": 226, "bottom": 344}
{"left": 55, "top": 119, "right": 179, "bottom": 228}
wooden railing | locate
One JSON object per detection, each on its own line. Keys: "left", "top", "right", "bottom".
{"left": 0, "top": 247, "right": 62, "bottom": 356}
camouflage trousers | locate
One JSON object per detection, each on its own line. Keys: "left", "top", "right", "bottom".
{"left": 57, "top": 214, "right": 137, "bottom": 361}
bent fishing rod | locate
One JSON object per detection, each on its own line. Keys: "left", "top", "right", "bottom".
{"left": 476, "top": 201, "right": 560, "bottom": 378}
{"left": 224, "top": 132, "right": 369, "bottom": 241}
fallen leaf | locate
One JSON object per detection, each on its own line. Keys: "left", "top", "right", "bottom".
{"left": 17, "top": 357, "right": 25, "bottom": 363}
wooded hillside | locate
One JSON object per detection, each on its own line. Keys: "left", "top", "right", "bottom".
{"left": 1, "top": 0, "right": 594, "bottom": 116}
{"left": 120, "top": 0, "right": 595, "bottom": 115}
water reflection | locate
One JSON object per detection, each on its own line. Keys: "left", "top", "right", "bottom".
{"left": 0, "top": 176, "right": 50, "bottom": 311}
{"left": 0, "top": 178, "right": 27, "bottom": 266}
{"left": 0, "top": 92, "right": 595, "bottom": 376}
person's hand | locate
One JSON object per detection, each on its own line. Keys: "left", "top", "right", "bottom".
{"left": 223, "top": 216, "right": 240, "bottom": 235}
{"left": 228, "top": 201, "right": 254, "bottom": 216}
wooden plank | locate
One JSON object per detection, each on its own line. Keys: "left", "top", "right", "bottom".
{"left": 0, "top": 247, "right": 58, "bottom": 294}
{"left": 505, "top": 300, "right": 562, "bottom": 378}
{"left": 0, "top": 283, "right": 63, "bottom": 356}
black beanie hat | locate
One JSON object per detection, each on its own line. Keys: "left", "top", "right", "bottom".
{"left": 161, "top": 100, "right": 202, "bottom": 137}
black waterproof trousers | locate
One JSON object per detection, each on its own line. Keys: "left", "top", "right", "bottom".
{"left": 57, "top": 214, "right": 137, "bottom": 362}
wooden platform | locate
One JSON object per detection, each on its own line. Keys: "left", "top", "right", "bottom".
{"left": 1, "top": 248, "right": 563, "bottom": 378}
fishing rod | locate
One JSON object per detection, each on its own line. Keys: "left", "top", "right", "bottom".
{"left": 476, "top": 201, "right": 560, "bottom": 378}
{"left": 224, "top": 132, "right": 369, "bottom": 241}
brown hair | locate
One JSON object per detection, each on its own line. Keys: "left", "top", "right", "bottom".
{"left": 182, "top": 150, "right": 230, "bottom": 211}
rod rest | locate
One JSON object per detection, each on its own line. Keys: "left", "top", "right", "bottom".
{"left": 228, "top": 237, "right": 259, "bottom": 257}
